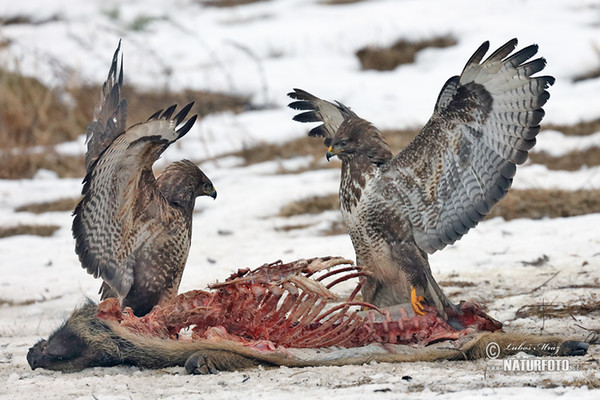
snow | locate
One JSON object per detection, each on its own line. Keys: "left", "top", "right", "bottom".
{"left": 1, "top": 0, "right": 599, "bottom": 398}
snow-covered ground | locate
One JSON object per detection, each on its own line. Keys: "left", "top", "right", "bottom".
{"left": 1, "top": 0, "right": 599, "bottom": 398}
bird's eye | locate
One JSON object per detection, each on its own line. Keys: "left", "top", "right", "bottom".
{"left": 339, "top": 140, "right": 348, "bottom": 147}
{"left": 203, "top": 183, "right": 212, "bottom": 192}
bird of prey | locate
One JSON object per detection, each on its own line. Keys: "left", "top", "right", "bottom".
{"left": 72, "top": 41, "right": 217, "bottom": 316}
{"left": 288, "top": 39, "right": 553, "bottom": 318}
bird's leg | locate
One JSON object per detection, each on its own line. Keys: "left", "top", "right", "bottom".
{"left": 411, "top": 287, "right": 426, "bottom": 316}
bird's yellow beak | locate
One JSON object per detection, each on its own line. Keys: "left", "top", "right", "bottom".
{"left": 326, "top": 145, "right": 342, "bottom": 162}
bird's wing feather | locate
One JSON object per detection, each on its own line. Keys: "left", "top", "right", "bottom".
{"left": 383, "top": 39, "right": 554, "bottom": 254}
{"left": 73, "top": 45, "right": 198, "bottom": 297}
{"left": 85, "top": 40, "right": 128, "bottom": 170}
{"left": 288, "top": 88, "right": 356, "bottom": 146}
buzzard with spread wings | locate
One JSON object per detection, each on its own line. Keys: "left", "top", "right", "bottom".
{"left": 73, "top": 42, "right": 217, "bottom": 316}
{"left": 289, "top": 39, "right": 553, "bottom": 319}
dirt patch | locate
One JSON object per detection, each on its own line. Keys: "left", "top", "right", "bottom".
{"left": 544, "top": 118, "right": 600, "bottom": 136}
{"left": 223, "top": 128, "right": 418, "bottom": 169}
{"left": 277, "top": 188, "right": 600, "bottom": 227}
{"left": 530, "top": 148, "right": 600, "bottom": 171}
{"left": 279, "top": 194, "right": 339, "bottom": 217}
{"left": 356, "top": 36, "right": 457, "bottom": 71}
{"left": 0, "top": 65, "right": 249, "bottom": 179}
{"left": 226, "top": 136, "right": 325, "bottom": 166}
{"left": 15, "top": 196, "right": 81, "bottom": 214}
{"left": 488, "top": 188, "right": 600, "bottom": 221}
{"left": 120, "top": 86, "right": 249, "bottom": 124}
{"left": 0, "top": 152, "right": 84, "bottom": 179}
{"left": 0, "top": 224, "right": 60, "bottom": 238}
{"left": 0, "top": 68, "right": 91, "bottom": 149}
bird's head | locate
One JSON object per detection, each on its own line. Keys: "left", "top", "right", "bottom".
{"left": 158, "top": 160, "right": 216, "bottom": 211}
{"left": 326, "top": 117, "right": 393, "bottom": 166}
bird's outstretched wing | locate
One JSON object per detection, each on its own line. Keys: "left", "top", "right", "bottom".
{"left": 288, "top": 88, "right": 356, "bottom": 146}
{"left": 73, "top": 47, "right": 198, "bottom": 299}
{"left": 85, "top": 40, "right": 128, "bottom": 170}
{"left": 384, "top": 39, "right": 554, "bottom": 253}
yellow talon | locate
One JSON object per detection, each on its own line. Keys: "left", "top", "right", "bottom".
{"left": 411, "top": 287, "right": 426, "bottom": 316}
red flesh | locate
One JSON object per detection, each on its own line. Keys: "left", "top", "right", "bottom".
{"left": 97, "top": 257, "right": 502, "bottom": 349}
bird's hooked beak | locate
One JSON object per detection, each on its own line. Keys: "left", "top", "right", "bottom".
{"left": 326, "top": 145, "right": 343, "bottom": 162}
{"left": 206, "top": 186, "right": 217, "bottom": 200}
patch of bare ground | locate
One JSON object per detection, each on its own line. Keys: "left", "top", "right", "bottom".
{"left": 0, "top": 224, "right": 60, "bottom": 238}
{"left": 356, "top": 36, "right": 457, "bottom": 71}
{"left": 531, "top": 148, "right": 600, "bottom": 170}
{"left": 277, "top": 188, "right": 600, "bottom": 222}
{"left": 488, "top": 188, "right": 600, "bottom": 220}
{"left": 544, "top": 118, "right": 600, "bottom": 136}
{"left": 223, "top": 128, "right": 418, "bottom": 171}
{"left": 226, "top": 136, "right": 326, "bottom": 167}
{"left": 279, "top": 195, "right": 339, "bottom": 217}
{"left": 0, "top": 152, "right": 84, "bottom": 179}
{"left": 15, "top": 196, "right": 81, "bottom": 214}
{"left": 0, "top": 65, "right": 250, "bottom": 179}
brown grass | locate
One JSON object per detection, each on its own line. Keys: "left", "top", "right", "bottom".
{"left": 488, "top": 188, "right": 600, "bottom": 221}
{"left": 227, "top": 136, "right": 325, "bottom": 166}
{"left": 356, "top": 36, "right": 457, "bottom": 71}
{"left": 277, "top": 188, "right": 600, "bottom": 224}
{"left": 279, "top": 194, "right": 339, "bottom": 217}
{"left": 544, "top": 118, "right": 600, "bottom": 136}
{"left": 0, "top": 68, "right": 90, "bottom": 149}
{"left": 15, "top": 196, "right": 81, "bottom": 214}
{"left": 530, "top": 148, "right": 600, "bottom": 170}
{"left": 515, "top": 298, "right": 600, "bottom": 319}
{"left": 223, "top": 128, "right": 418, "bottom": 170}
{"left": 0, "top": 224, "right": 60, "bottom": 238}
{"left": 0, "top": 65, "right": 250, "bottom": 179}
{"left": 0, "top": 152, "right": 84, "bottom": 179}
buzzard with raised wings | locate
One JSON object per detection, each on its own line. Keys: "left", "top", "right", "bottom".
{"left": 289, "top": 39, "right": 553, "bottom": 319}
{"left": 73, "top": 42, "right": 217, "bottom": 316}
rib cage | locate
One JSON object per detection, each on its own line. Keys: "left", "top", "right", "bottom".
{"left": 98, "top": 257, "right": 502, "bottom": 349}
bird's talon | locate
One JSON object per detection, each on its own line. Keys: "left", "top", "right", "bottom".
{"left": 411, "top": 287, "right": 426, "bottom": 316}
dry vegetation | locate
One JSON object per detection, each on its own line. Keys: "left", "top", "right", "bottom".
{"left": 0, "top": 224, "right": 60, "bottom": 238}
{"left": 544, "top": 117, "right": 600, "bottom": 136}
{"left": 530, "top": 148, "right": 600, "bottom": 170}
{"left": 279, "top": 194, "right": 339, "bottom": 217}
{"left": 515, "top": 296, "right": 600, "bottom": 319}
{"left": 278, "top": 188, "right": 600, "bottom": 223}
{"left": 15, "top": 197, "right": 81, "bottom": 214}
{"left": 488, "top": 188, "right": 600, "bottom": 220}
{"left": 0, "top": 66, "right": 250, "bottom": 179}
{"left": 356, "top": 36, "right": 457, "bottom": 71}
